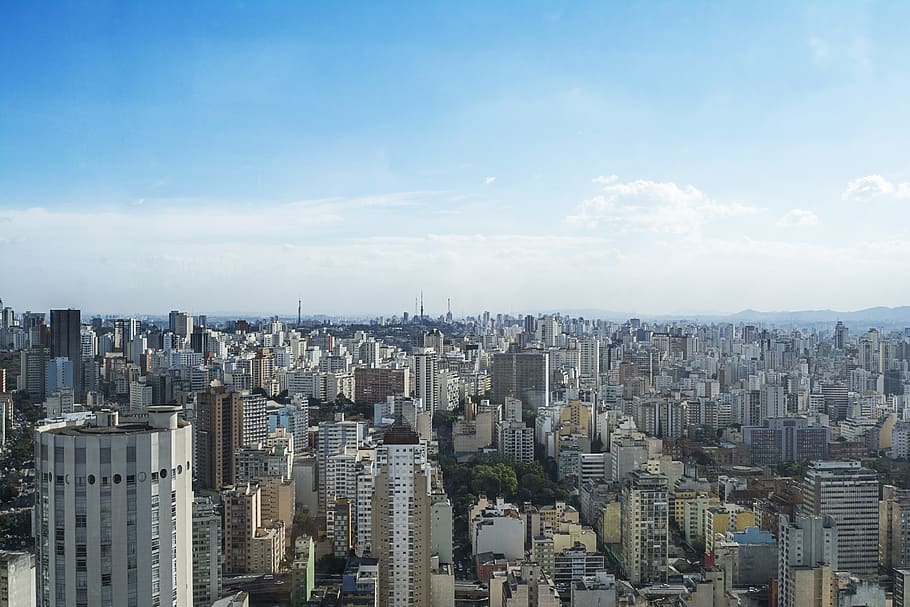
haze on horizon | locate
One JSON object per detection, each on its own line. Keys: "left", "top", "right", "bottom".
{"left": 2, "top": 2, "right": 909, "bottom": 316}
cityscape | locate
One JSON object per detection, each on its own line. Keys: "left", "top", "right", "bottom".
{"left": 3, "top": 306, "right": 910, "bottom": 607}
{"left": 3, "top": 2, "right": 910, "bottom": 607}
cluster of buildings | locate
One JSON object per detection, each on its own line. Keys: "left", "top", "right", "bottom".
{"left": 2, "top": 301, "right": 910, "bottom": 607}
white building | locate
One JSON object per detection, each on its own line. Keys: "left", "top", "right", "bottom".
{"left": 241, "top": 391, "right": 268, "bottom": 446}
{"left": 497, "top": 420, "right": 535, "bottom": 464}
{"left": 0, "top": 550, "right": 36, "bottom": 607}
{"left": 472, "top": 498, "right": 525, "bottom": 560}
{"left": 35, "top": 406, "right": 193, "bottom": 607}
{"left": 371, "top": 422, "right": 432, "bottom": 606}
{"left": 802, "top": 461, "right": 879, "bottom": 578}
{"left": 128, "top": 381, "right": 153, "bottom": 414}
{"left": 316, "top": 417, "right": 368, "bottom": 513}
{"left": 777, "top": 514, "right": 838, "bottom": 607}
{"left": 413, "top": 349, "right": 440, "bottom": 414}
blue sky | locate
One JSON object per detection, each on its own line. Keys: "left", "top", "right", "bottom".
{"left": 2, "top": 2, "right": 909, "bottom": 316}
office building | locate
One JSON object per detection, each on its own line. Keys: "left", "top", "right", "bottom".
{"left": 45, "top": 357, "right": 73, "bottom": 398}
{"left": 895, "top": 569, "right": 910, "bottom": 607}
{"left": 413, "top": 348, "right": 439, "bottom": 414}
{"left": 354, "top": 367, "right": 410, "bottom": 404}
{"left": 19, "top": 347, "right": 47, "bottom": 400}
{"left": 334, "top": 499, "right": 354, "bottom": 558}
{"left": 742, "top": 417, "right": 829, "bottom": 466}
{"left": 802, "top": 461, "right": 878, "bottom": 578}
{"left": 35, "top": 406, "right": 193, "bottom": 607}
{"left": 50, "top": 309, "right": 82, "bottom": 400}
{"left": 492, "top": 350, "right": 550, "bottom": 409}
{"left": 777, "top": 514, "right": 838, "bottom": 607}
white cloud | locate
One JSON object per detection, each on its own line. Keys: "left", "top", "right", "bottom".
{"left": 776, "top": 209, "right": 819, "bottom": 227}
{"left": 592, "top": 175, "right": 618, "bottom": 185}
{"left": 842, "top": 175, "right": 910, "bottom": 201}
{"left": 484, "top": 176, "right": 496, "bottom": 185}
{"left": 566, "top": 177, "right": 764, "bottom": 233}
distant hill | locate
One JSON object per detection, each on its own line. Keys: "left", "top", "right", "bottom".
{"left": 726, "top": 306, "right": 910, "bottom": 325}
{"left": 534, "top": 306, "right": 910, "bottom": 327}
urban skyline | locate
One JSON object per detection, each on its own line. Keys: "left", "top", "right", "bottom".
{"left": 3, "top": 3, "right": 910, "bottom": 607}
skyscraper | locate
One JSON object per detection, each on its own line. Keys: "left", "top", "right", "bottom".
{"left": 412, "top": 348, "right": 439, "bottom": 414}
{"left": 35, "top": 406, "right": 193, "bottom": 607}
{"left": 196, "top": 386, "right": 244, "bottom": 490}
{"left": 371, "top": 421, "right": 431, "bottom": 606}
{"left": 45, "top": 357, "right": 73, "bottom": 397}
{"left": 801, "top": 460, "right": 878, "bottom": 578}
{"left": 621, "top": 471, "right": 669, "bottom": 586}
{"left": 50, "top": 308, "right": 81, "bottom": 400}
{"left": 492, "top": 350, "right": 550, "bottom": 409}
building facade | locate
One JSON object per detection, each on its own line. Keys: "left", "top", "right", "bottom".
{"left": 371, "top": 422, "right": 431, "bottom": 606}
{"left": 801, "top": 461, "right": 878, "bottom": 578}
{"left": 35, "top": 406, "right": 193, "bottom": 607}
{"left": 621, "top": 471, "right": 669, "bottom": 586}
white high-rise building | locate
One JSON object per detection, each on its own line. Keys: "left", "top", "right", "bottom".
{"left": 316, "top": 417, "right": 368, "bottom": 515}
{"left": 80, "top": 328, "right": 96, "bottom": 360}
{"left": 413, "top": 348, "right": 439, "bottom": 414}
{"left": 372, "top": 422, "right": 432, "bottom": 606}
{"left": 240, "top": 391, "right": 268, "bottom": 446}
{"left": 35, "top": 406, "right": 193, "bottom": 607}
{"left": 128, "top": 381, "right": 153, "bottom": 414}
{"left": 777, "top": 514, "right": 838, "bottom": 607}
{"left": 802, "top": 460, "right": 878, "bottom": 578}
{"left": 355, "top": 453, "right": 376, "bottom": 556}
{"left": 578, "top": 337, "right": 600, "bottom": 389}
{"left": 324, "top": 447, "right": 359, "bottom": 541}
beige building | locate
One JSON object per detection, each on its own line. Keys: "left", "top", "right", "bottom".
{"left": 223, "top": 483, "right": 287, "bottom": 575}
{"left": 430, "top": 558, "right": 455, "bottom": 607}
{"left": 249, "top": 523, "right": 286, "bottom": 574}
{"left": 261, "top": 475, "right": 296, "bottom": 541}
{"left": 879, "top": 485, "right": 910, "bottom": 569}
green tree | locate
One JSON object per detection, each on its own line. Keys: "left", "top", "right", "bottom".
{"left": 470, "top": 463, "right": 518, "bottom": 500}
